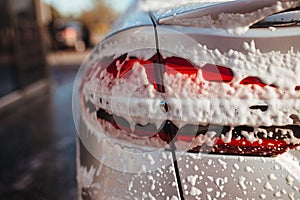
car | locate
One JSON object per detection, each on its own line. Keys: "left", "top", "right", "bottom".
{"left": 73, "top": 0, "right": 300, "bottom": 199}
{"left": 52, "top": 21, "right": 90, "bottom": 52}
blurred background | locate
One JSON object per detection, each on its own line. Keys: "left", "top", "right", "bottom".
{"left": 0, "top": 0, "right": 132, "bottom": 199}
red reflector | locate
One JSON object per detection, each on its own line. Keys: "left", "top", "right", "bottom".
{"left": 201, "top": 64, "right": 234, "bottom": 83}
{"left": 240, "top": 76, "right": 267, "bottom": 87}
{"left": 295, "top": 86, "right": 300, "bottom": 91}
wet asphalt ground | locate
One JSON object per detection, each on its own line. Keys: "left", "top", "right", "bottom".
{"left": 0, "top": 50, "right": 90, "bottom": 200}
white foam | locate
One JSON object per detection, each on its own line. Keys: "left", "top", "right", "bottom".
{"left": 138, "top": 0, "right": 231, "bottom": 12}
{"left": 81, "top": 33, "right": 300, "bottom": 152}
{"left": 79, "top": 166, "right": 96, "bottom": 188}
{"left": 159, "top": 1, "right": 300, "bottom": 35}
{"left": 83, "top": 52, "right": 300, "bottom": 128}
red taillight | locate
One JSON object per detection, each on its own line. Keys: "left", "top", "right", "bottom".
{"left": 119, "top": 57, "right": 140, "bottom": 78}
{"left": 63, "top": 27, "right": 77, "bottom": 39}
{"left": 106, "top": 55, "right": 235, "bottom": 84}
{"left": 201, "top": 64, "right": 234, "bottom": 83}
{"left": 106, "top": 54, "right": 197, "bottom": 91}
{"left": 176, "top": 125, "right": 300, "bottom": 157}
{"left": 165, "top": 57, "right": 198, "bottom": 77}
{"left": 240, "top": 76, "right": 268, "bottom": 87}
{"left": 106, "top": 53, "right": 128, "bottom": 78}
{"left": 97, "top": 53, "right": 300, "bottom": 157}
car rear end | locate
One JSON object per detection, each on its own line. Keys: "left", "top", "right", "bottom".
{"left": 74, "top": 0, "right": 300, "bottom": 199}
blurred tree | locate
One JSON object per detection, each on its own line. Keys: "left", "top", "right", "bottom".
{"left": 45, "top": 3, "right": 64, "bottom": 50}
{"left": 49, "top": 4, "right": 62, "bottom": 21}
{"left": 78, "top": 0, "right": 117, "bottom": 44}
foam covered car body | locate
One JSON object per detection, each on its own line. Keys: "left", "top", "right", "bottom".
{"left": 74, "top": 0, "right": 300, "bottom": 199}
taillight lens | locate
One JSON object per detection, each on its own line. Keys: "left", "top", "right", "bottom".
{"left": 240, "top": 76, "right": 268, "bottom": 87}
{"left": 105, "top": 53, "right": 199, "bottom": 91}
{"left": 201, "top": 64, "right": 234, "bottom": 83}
{"left": 165, "top": 56, "right": 198, "bottom": 77}
{"left": 90, "top": 53, "right": 300, "bottom": 157}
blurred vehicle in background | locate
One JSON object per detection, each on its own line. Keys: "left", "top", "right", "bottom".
{"left": 50, "top": 21, "right": 90, "bottom": 52}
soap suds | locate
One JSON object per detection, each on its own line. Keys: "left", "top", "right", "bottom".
{"left": 79, "top": 166, "right": 96, "bottom": 188}
{"left": 82, "top": 41, "right": 300, "bottom": 132}
{"left": 159, "top": 1, "right": 300, "bottom": 35}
